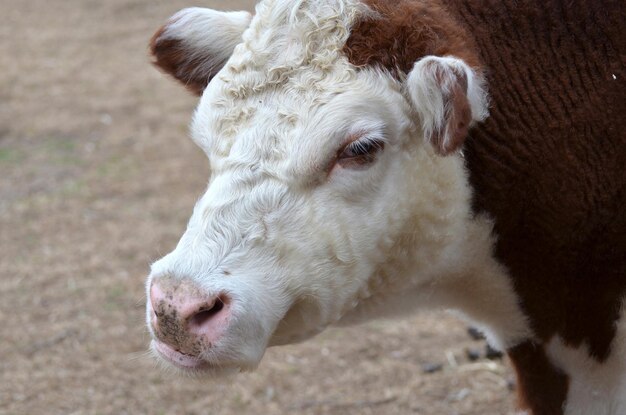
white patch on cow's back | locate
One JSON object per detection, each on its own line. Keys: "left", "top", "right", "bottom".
{"left": 546, "top": 298, "right": 626, "bottom": 415}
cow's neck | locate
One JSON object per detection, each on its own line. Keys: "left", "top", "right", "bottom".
{"left": 337, "top": 149, "right": 532, "bottom": 350}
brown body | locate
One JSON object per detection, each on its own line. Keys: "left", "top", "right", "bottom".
{"left": 345, "top": 0, "right": 626, "bottom": 413}
{"left": 456, "top": 1, "right": 625, "bottom": 412}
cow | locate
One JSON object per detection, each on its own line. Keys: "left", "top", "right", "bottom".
{"left": 144, "top": 1, "right": 626, "bottom": 414}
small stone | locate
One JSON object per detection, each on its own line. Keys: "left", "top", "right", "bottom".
{"left": 421, "top": 362, "right": 443, "bottom": 374}
{"left": 467, "top": 327, "right": 485, "bottom": 341}
{"left": 100, "top": 113, "right": 113, "bottom": 125}
{"left": 465, "top": 348, "right": 481, "bottom": 361}
{"left": 448, "top": 388, "right": 471, "bottom": 401}
{"left": 485, "top": 344, "right": 504, "bottom": 360}
{"left": 507, "top": 378, "right": 517, "bottom": 391}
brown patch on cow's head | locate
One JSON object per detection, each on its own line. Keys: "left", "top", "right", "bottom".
{"left": 344, "top": 0, "right": 481, "bottom": 77}
{"left": 344, "top": 0, "right": 487, "bottom": 156}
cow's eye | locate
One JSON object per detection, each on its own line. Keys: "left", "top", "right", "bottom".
{"left": 337, "top": 138, "right": 385, "bottom": 168}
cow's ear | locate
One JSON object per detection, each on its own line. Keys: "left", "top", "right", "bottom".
{"left": 406, "top": 56, "right": 489, "bottom": 156}
{"left": 150, "top": 8, "right": 252, "bottom": 95}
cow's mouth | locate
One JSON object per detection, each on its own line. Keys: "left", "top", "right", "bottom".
{"left": 152, "top": 340, "right": 211, "bottom": 371}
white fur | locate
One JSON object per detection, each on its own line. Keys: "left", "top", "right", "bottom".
{"left": 147, "top": 0, "right": 528, "bottom": 376}
{"left": 545, "top": 299, "right": 626, "bottom": 415}
{"left": 406, "top": 56, "right": 489, "bottom": 151}
{"left": 160, "top": 8, "right": 252, "bottom": 81}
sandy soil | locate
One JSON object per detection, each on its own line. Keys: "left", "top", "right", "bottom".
{"left": 0, "top": 1, "right": 518, "bottom": 413}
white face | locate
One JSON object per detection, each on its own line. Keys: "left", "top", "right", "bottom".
{"left": 146, "top": 1, "right": 487, "bottom": 375}
{"left": 148, "top": 67, "right": 421, "bottom": 364}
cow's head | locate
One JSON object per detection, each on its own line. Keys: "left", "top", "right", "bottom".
{"left": 146, "top": 0, "right": 488, "bottom": 375}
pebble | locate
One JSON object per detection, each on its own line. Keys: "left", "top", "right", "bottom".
{"left": 465, "top": 348, "right": 481, "bottom": 361}
{"left": 421, "top": 362, "right": 443, "bottom": 374}
{"left": 507, "top": 378, "right": 517, "bottom": 391}
{"left": 485, "top": 344, "right": 504, "bottom": 360}
{"left": 467, "top": 327, "right": 485, "bottom": 341}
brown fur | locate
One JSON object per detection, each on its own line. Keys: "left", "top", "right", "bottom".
{"left": 442, "top": 78, "right": 471, "bottom": 154}
{"left": 345, "top": 0, "right": 482, "bottom": 76}
{"left": 430, "top": 62, "right": 472, "bottom": 155}
{"left": 345, "top": 0, "right": 626, "bottom": 412}
{"left": 507, "top": 341, "right": 569, "bottom": 414}
{"left": 150, "top": 26, "right": 207, "bottom": 96}
{"left": 444, "top": 0, "right": 626, "bottom": 360}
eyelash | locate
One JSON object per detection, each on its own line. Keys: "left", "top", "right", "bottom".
{"left": 337, "top": 137, "right": 385, "bottom": 168}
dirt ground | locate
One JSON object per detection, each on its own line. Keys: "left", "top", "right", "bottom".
{"left": 0, "top": 1, "right": 518, "bottom": 414}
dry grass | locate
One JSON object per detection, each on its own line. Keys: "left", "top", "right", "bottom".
{"left": 0, "top": 1, "right": 516, "bottom": 413}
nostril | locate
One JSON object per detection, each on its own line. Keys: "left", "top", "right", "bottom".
{"left": 189, "top": 297, "right": 225, "bottom": 328}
